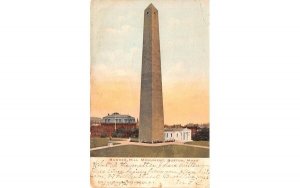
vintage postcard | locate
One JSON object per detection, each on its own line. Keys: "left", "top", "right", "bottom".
{"left": 90, "top": 0, "right": 209, "bottom": 187}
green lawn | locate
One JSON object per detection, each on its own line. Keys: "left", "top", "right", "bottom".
{"left": 111, "top": 138, "right": 127, "bottom": 141}
{"left": 90, "top": 145, "right": 209, "bottom": 158}
{"left": 184, "top": 141, "right": 209, "bottom": 147}
{"left": 90, "top": 138, "right": 120, "bottom": 148}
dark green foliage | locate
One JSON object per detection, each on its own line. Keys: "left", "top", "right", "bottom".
{"left": 192, "top": 128, "right": 209, "bottom": 141}
{"left": 111, "top": 128, "right": 139, "bottom": 138}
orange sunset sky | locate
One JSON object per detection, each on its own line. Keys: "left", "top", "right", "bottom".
{"left": 91, "top": 0, "right": 209, "bottom": 125}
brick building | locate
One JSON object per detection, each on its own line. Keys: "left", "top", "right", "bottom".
{"left": 90, "top": 117, "right": 101, "bottom": 126}
{"left": 90, "top": 112, "right": 137, "bottom": 137}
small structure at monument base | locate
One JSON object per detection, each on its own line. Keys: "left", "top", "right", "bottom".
{"left": 164, "top": 128, "right": 192, "bottom": 142}
{"left": 107, "top": 141, "right": 113, "bottom": 147}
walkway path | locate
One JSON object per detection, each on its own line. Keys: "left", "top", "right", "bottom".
{"left": 90, "top": 140, "right": 209, "bottom": 151}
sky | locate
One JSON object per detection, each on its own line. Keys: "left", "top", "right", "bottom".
{"left": 91, "top": 0, "right": 209, "bottom": 125}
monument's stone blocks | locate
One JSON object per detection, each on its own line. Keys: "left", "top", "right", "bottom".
{"left": 139, "top": 4, "right": 164, "bottom": 143}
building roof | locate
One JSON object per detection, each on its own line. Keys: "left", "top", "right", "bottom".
{"left": 102, "top": 112, "right": 135, "bottom": 119}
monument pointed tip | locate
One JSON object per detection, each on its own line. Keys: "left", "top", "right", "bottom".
{"left": 146, "top": 3, "right": 157, "bottom": 10}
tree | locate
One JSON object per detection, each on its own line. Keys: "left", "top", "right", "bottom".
{"left": 192, "top": 128, "right": 209, "bottom": 141}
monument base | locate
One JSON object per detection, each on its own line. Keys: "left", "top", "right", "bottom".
{"left": 139, "top": 139, "right": 164, "bottom": 144}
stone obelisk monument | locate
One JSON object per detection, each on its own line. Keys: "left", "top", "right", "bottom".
{"left": 139, "top": 4, "right": 164, "bottom": 143}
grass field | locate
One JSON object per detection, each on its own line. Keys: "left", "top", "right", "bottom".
{"left": 184, "top": 141, "right": 209, "bottom": 147}
{"left": 90, "top": 138, "right": 120, "bottom": 148}
{"left": 90, "top": 145, "right": 209, "bottom": 158}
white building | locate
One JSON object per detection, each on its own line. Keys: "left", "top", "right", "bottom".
{"left": 164, "top": 128, "right": 192, "bottom": 142}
